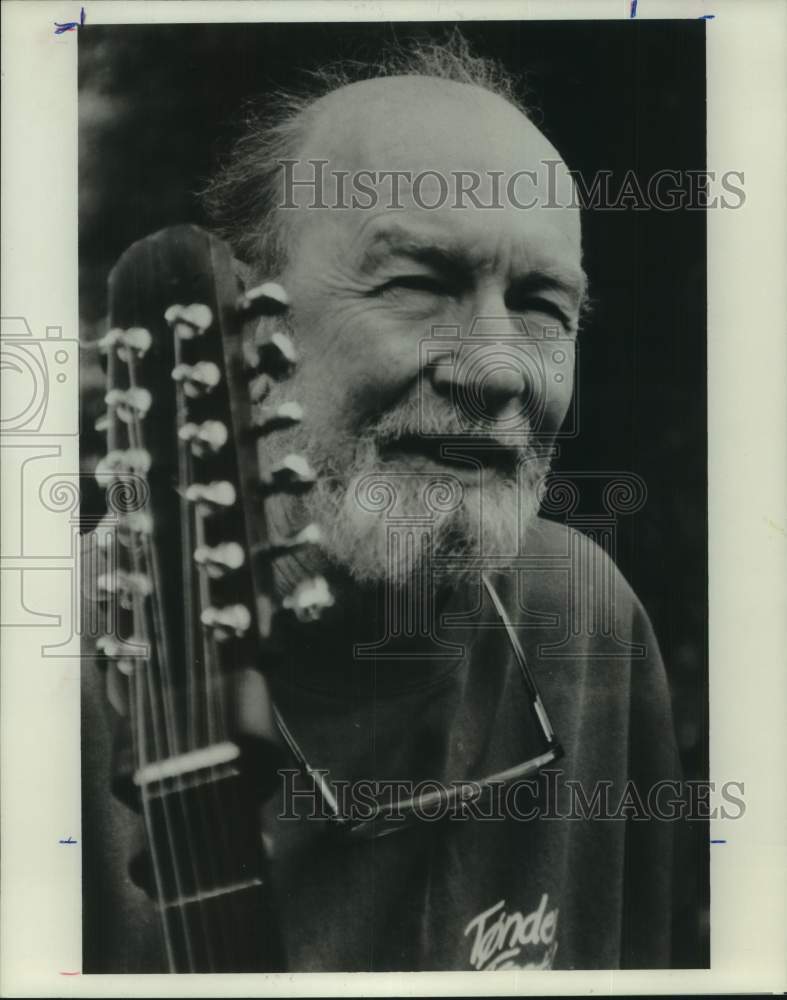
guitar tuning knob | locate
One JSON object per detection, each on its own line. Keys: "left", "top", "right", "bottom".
{"left": 105, "top": 386, "right": 152, "bottom": 423}
{"left": 171, "top": 361, "right": 221, "bottom": 397}
{"left": 194, "top": 541, "right": 245, "bottom": 578}
{"left": 184, "top": 480, "right": 237, "bottom": 511}
{"left": 201, "top": 604, "right": 252, "bottom": 640}
{"left": 237, "top": 282, "right": 290, "bottom": 316}
{"left": 164, "top": 303, "right": 213, "bottom": 339}
{"left": 178, "top": 420, "right": 228, "bottom": 456}
{"left": 261, "top": 454, "right": 316, "bottom": 495}
{"left": 255, "top": 522, "right": 322, "bottom": 560}
{"left": 97, "top": 569, "right": 152, "bottom": 610}
{"left": 95, "top": 509, "right": 152, "bottom": 541}
{"left": 95, "top": 448, "right": 151, "bottom": 487}
{"left": 98, "top": 326, "right": 152, "bottom": 360}
{"left": 96, "top": 635, "right": 143, "bottom": 673}
{"left": 98, "top": 328, "right": 123, "bottom": 354}
{"left": 282, "top": 576, "right": 335, "bottom": 623}
{"left": 243, "top": 329, "right": 298, "bottom": 379}
{"left": 251, "top": 400, "right": 303, "bottom": 435}
{"left": 118, "top": 327, "right": 153, "bottom": 361}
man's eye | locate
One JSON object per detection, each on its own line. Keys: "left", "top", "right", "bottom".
{"left": 380, "top": 275, "right": 448, "bottom": 296}
{"left": 506, "top": 294, "right": 571, "bottom": 326}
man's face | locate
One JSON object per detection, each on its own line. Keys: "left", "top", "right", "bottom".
{"left": 263, "top": 77, "right": 585, "bottom": 585}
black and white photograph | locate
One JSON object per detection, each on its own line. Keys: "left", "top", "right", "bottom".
{"left": 76, "top": 17, "right": 712, "bottom": 974}
{"left": 2, "top": 2, "right": 785, "bottom": 993}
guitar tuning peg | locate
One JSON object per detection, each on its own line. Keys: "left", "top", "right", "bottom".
{"left": 171, "top": 361, "right": 221, "bottom": 397}
{"left": 98, "top": 328, "right": 123, "bottom": 354}
{"left": 244, "top": 328, "right": 298, "bottom": 379}
{"left": 164, "top": 303, "right": 213, "bottom": 339}
{"left": 260, "top": 454, "right": 316, "bottom": 495}
{"left": 178, "top": 420, "right": 228, "bottom": 456}
{"left": 184, "top": 480, "right": 236, "bottom": 514}
{"left": 95, "top": 413, "right": 109, "bottom": 433}
{"left": 117, "top": 327, "right": 152, "bottom": 361}
{"left": 97, "top": 569, "right": 152, "bottom": 609}
{"left": 255, "top": 522, "right": 322, "bottom": 560}
{"left": 282, "top": 576, "right": 335, "bottom": 623}
{"left": 95, "top": 448, "right": 151, "bottom": 487}
{"left": 201, "top": 604, "right": 252, "bottom": 640}
{"left": 251, "top": 400, "right": 303, "bottom": 435}
{"left": 194, "top": 541, "right": 245, "bottom": 578}
{"left": 96, "top": 509, "right": 152, "bottom": 541}
{"left": 105, "top": 386, "right": 152, "bottom": 423}
{"left": 237, "top": 282, "right": 290, "bottom": 316}
{"left": 98, "top": 327, "right": 152, "bottom": 360}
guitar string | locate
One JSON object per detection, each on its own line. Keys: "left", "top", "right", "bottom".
{"left": 188, "top": 280, "right": 266, "bottom": 960}
{"left": 104, "top": 345, "right": 183, "bottom": 970}
{"left": 193, "top": 521, "right": 252, "bottom": 961}
{"left": 129, "top": 588, "right": 181, "bottom": 970}
{"left": 125, "top": 351, "right": 205, "bottom": 971}
{"left": 124, "top": 389, "right": 198, "bottom": 972}
{"left": 106, "top": 347, "right": 179, "bottom": 969}
{"left": 174, "top": 340, "right": 247, "bottom": 963}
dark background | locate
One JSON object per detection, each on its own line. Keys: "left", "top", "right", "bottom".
{"left": 79, "top": 19, "right": 708, "bottom": 964}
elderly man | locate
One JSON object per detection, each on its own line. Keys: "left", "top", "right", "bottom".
{"left": 84, "top": 37, "right": 684, "bottom": 972}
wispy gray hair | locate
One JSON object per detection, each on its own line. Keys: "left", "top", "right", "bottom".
{"left": 201, "top": 30, "right": 530, "bottom": 276}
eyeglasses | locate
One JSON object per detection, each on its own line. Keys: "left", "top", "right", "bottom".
{"left": 273, "top": 572, "right": 563, "bottom": 840}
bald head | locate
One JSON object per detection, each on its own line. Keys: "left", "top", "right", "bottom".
{"left": 284, "top": 74, "right": 581, "bottom": 253}
{"left": 307, "top": 75, "right": 555, "bottom": 167}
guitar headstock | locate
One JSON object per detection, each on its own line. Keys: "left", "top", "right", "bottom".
{"left": 95, "top": 223, "right": 332, "bottom": 752}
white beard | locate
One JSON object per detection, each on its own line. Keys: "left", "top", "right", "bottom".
{"left": 263, "top": 371, "right": 551, "bottom": 588}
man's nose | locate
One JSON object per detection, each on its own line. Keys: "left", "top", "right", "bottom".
{"left": 426, "top": 293, "right": 529, "bottom": 422}
{"left": 428, "top": 349, "right": 525, "bottom": 419}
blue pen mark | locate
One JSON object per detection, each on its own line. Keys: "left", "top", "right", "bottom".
{"left": 699, "top": 14, "right": 715, "bottom": 19}
{"left": 59, "top": 836, "right": 78, "bottom": 845}
{"left": 630, "top": 0, "right": 638, "bottom": 17}
{"left": 54, "top": 7, "right": 85, "bottom": 34}
{"left": 710, "top": 838, "right": 727, "bottom": 844}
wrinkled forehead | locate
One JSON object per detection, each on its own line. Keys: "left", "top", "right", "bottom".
{"left": 284, "top": 75, "right": 582, "bottom": 262}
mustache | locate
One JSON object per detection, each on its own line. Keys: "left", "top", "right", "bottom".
{"left": 365, "top": 396, "right": 536, "bottom": 479}
{"left": 368, "top": 395, "right": 532, "bottom": 450}
{"left": 282, "top": 386, "right": 540, "bottom": 486}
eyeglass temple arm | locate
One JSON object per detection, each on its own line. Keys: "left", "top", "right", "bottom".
{"left": 482, "top": 572, "right": 558, "bottom": 747}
